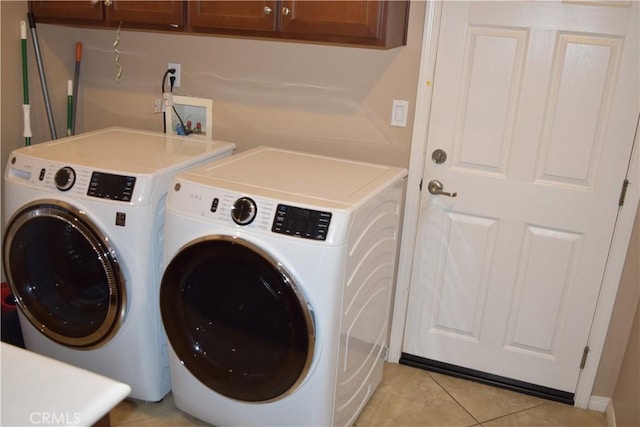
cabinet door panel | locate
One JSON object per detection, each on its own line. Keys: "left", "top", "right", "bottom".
{"left": 29, "top": 1, "right": 105, "bottom": 24}
{"left": 281, "top": 0, "right": 408, "bottom": 47}
{"left": 108, "top": 1, "right": 184, "bottom": 29}
{"left": 189, "top": 1, "right": 277, "bottom": 32}
{"left": 282, "top": 1, "right": 380, "bottom": 38}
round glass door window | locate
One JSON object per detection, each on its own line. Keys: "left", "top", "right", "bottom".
{"left": 2, "top": 200, "right": 126, "bottom": 348}
{"left": 160, "top": 236, "right": 315, "bottom": 402}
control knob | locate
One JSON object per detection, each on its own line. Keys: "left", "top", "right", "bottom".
{"left": 231, "top": 197, "right": 257, "bottom": 225}
{"left": 54, "top": 166, "right": 76, "bottom": 191}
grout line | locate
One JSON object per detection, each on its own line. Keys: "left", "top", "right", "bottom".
{"left": 426, "top": 370, "right": 556, "bottom": 426}
{"left": 426, "top": 371, "right": 482, "bottom": 426}
{"left": 473, "top": 402, "right": 609, "bottom": 427}
{"left": 479, "top": 400, "right": 577, "bottom": 426}
{"left": 477, "top": 404, "right": 548, "bottom": 425}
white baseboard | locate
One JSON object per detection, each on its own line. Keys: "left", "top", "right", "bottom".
{"left": 588, "top": 395, "right": 610, "bottom": 412}
{"left": 606, "top": 401, "right": 617, "bottom": 427}
{"left": 588, "top": 396, "right": 616, "bottom": 426}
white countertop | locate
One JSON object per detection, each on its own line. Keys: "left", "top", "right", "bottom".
{"left": 0, "top": 343, "right": 131, "bottom": 427}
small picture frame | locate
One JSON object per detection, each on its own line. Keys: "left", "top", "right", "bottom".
{"left": 165, "top": 95, "right": 213, "bottom": 140}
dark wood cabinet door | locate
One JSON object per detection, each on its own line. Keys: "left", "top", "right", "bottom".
{"left": 282, "top": 1, "right": 379, "bottom": 37}
{"left": 29, "top": 1, "right": 105, "bottom": 25}
{"left": 189, "top": 1, "right": 278, "bottom": 32}
{"left": 30, "top": 1, "right": 184, "bottom": 30}
{"left": 280, "top": 0, "right": 408, "bottom": 47}
{"left": 108, "top": 1, "right": 185, "bottom": 30}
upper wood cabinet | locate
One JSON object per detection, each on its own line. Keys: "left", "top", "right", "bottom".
{"left": 29, "top": 0, "right": 408, "bottom": 48}
{"left": 188, "top": 1, "right": 409, "bottom": 48}
{"left": 29, "top": 1, "right": 185, "bottom": 31}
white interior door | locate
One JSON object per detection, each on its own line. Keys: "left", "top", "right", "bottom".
{"left": 402, "top": 0, "right": 639, "bottom": 396}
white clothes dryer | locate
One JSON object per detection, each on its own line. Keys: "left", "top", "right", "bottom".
{"left": 2, "top": 127, "right": 235, "bottom": 402}
{"left": 159, "top": 147, "right": 407, "bottom": 426}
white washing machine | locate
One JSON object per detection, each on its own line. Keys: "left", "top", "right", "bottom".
{"left": 2, "top": 127, "right": 235, "bottom": 402}
{"left": 159, "top": 147, "right": 407, "bottom": 426}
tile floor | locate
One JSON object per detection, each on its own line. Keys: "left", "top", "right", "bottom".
{"left": 110, "top": 362, "right": 607, "bottom": 427}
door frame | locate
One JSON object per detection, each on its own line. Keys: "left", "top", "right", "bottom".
{"left": 388, "top": 0, "right": 640, "bottom": 409}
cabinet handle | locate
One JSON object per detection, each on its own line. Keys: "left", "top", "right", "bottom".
{"left": 264, "top": 6, "right": 272, "bottom": 15}
{"left": 104, "top": 0, "right": 112, "bottom": 6}
{"left": 282, "top": 7, "right": 290, "bottom": 16}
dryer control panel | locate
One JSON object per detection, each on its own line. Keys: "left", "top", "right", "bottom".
{"left": 272, "top": 204, "right": 332, "bottom": 241}
{"left": 88, "top": 172, "right": 136, "bottom": 202}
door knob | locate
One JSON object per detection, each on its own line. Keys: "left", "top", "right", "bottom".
{"left": 427, "top": 180, "right": 457, "bottom": 197}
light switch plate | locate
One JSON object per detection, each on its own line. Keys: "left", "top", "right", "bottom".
{"left": 391, "top": 99, "right": 409, "bottom": 127}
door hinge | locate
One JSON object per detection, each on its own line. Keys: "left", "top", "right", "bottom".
{"left": 580, "top": 345, "right": 590, "bottom": 369}
{"left": 419, "top": 178, "right": 423, "bottom": 191}
{"left": 619, "top": 179, "right": 629, "bottom": 206}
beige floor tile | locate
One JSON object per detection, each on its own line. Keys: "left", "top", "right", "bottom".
{"left": 355, "top": 363, "right": 477, "bottom": 427}
{"left": 111, "top": 393, "right": 208, "bottom": 426}
{"left": 482, "top": 402, "right": 606, "bottom": 427}
{"left": 428, "top": 371, "right": 547, "bottom": 423}
{"left": 585, "top": 408, "right": 608, "bottom": 426}
{"left": 108, "top": 364, "right": 606, "bottom": 427}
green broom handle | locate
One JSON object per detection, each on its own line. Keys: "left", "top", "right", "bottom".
{"left": 20, "top": 20, "right": 31, "bottom": 146}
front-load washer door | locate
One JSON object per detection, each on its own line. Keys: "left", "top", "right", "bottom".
{"left": 160, "top": 236, "right": 315, "bottom": 402}
{"left": 2, "top": 200, "right": 126, "bottom": 349}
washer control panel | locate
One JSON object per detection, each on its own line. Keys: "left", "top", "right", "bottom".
{"left": 88, "top": 171, "right": 136, "bottom": 201}
{"left": 5, "top": 154, "right": 145, "bottom": 204}
{"left": 272, "top": 204, "right": 332, "bottom": 241}
{"left": 168, "top": 180, "right": 338, "bottom": 242}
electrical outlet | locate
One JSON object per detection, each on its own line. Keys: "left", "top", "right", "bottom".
{"left": 168, "top": 62, "right": 181, "bottom": 88}
{"left": 154, "top": 98, "right": 162, "bottom": 113}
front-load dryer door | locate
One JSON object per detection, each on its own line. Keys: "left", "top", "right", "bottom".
{"left": 2, "top": 200, "right": 126, "bottom": 349}
{"left": 160, "top": 236, "right": 315, "bottom": 402}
